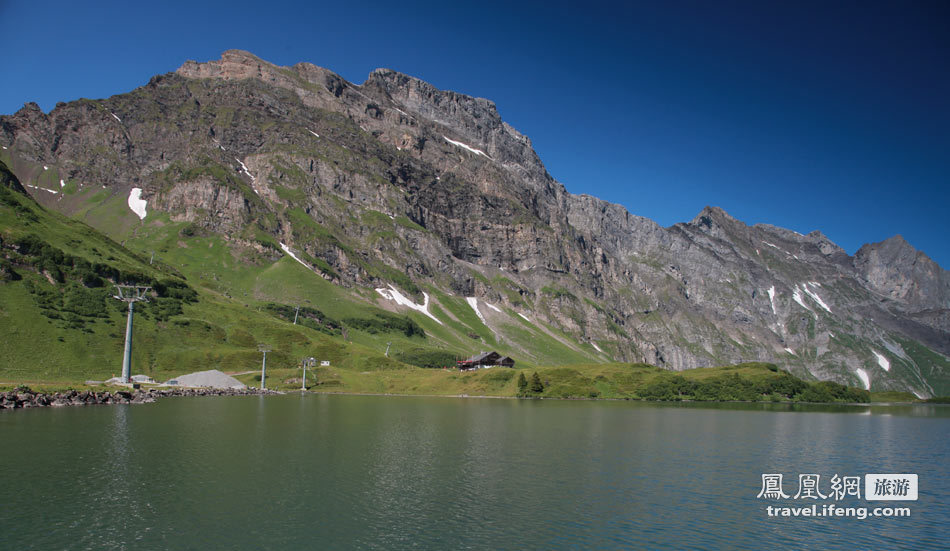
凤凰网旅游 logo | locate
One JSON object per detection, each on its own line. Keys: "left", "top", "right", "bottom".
{"left": 758, "top": 473, "right": 916, "bottom": 520}
{"left": 756, "top": 473, "right": 917, "bottom": 501}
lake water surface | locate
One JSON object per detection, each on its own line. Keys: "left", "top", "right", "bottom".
{"left": 1, "top": 395, "right": 947, "bottom": 549}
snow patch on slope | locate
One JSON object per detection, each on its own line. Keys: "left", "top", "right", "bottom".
{"left": 110, "top": 112, "right": 122, "bottom": 122}
{"left": 762, "top": 241, "right": 789, "bottom": 255}
{"left": 854, "top": 368, "right": 871, "bottom": 390}
{"left": 592, "top": 342, "right": 604, "bottom": 353}
{"left": 486, "top": 302, "right": 502, "bottom": 313}
{"left": 802, "top": 282, "right": 831, "bottom": 313}
{"left": 873, "top": 350, "right": 890, "bottom": 372}
{"left": 444, "top": 136, "right": 489, "bottom": 158}
{"left": 235, "top": 158, "right": 259, "bottom": 194}
{"left": 26, "top": 184, "right": 58, "bottom": 194}
{"left": 308, "top": 129, "right": 320, "bottom": 138}
{"left": 127, "top": 188, "right": 147, "bottom": 219}
{"left": 279, "top": 242, "right": 311, "bottom": 271}
{"left": 518, "top": 312, "right": 531, "bottom": 322}
{"left": 466, "top": 297, "right": 487, "bottom": 324}
{"left": 376, "top": 285, "right": 442, "bottom": 325}
{"left": 59, "top": 179, "right": 65, "bottom": 188}
{"left": 792, "top": 286, "right": 813, "bottom": 314}
{"left": 767, "top": 286, "right": 777, "bottom": 315}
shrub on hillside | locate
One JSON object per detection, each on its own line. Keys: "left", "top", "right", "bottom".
{"left": 265, "top": 303, "right": 341, "bottom": 335}
{"left": 795, "top": 381, "right": 869, "bottom": 403}
{"left": 639, "top": 374, "right": 697, "bottom": 401}
{"left": 8, "top": 235, "right": 197, "bottom": 327}
{"left": 343, "top": 312, "right": 424, "bottom": 338}
{"left": 394, "top": 348, "right": 456, "bottom": 369}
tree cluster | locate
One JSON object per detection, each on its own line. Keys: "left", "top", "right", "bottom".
{"left": 518, "top": 371, "right": 544, "bottom": 397}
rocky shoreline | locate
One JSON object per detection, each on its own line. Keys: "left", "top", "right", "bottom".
{"left": 0, "top": 387, "right": 278, "bottom": 410}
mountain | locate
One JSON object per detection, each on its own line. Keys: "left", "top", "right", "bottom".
{"left": 0, "top": 156, "right": 414, "bottom": 385}
{"left": 1, "top": 50, "right": 947, "bottom": 395}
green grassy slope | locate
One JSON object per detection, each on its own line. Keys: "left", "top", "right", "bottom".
{"left": 0, "top": 160, "right": 405, "bottom": 383}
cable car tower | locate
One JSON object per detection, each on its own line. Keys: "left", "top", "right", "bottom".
{"left": 258, "top": 343, "right": 272, "bottom": 390}
{"left": 113, "top": 285, "right": 150, "bottom": 384}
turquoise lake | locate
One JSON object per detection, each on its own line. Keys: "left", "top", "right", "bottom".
{"left": 1, "top": 395, "right": 947, "bottom": 549}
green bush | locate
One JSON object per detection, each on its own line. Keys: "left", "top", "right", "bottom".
{"left": 343, "top": 312, "right": 424, "bottom": 338}
{"left": 692, "top": 373, "right": 759, "bottom": 401}
{"left": 394, "top": 348, "right": 456, "bottom": 369}
{"left": 152, "top": 279, "right": 198, "bottom": 303}
{"left": 796, "top": 381, "right": 869, "bottom": 403}
{"left": 62, "top": 286, "right": 110, "bottom": 318}
{"left": 265, "top": 303, "right": 341, "bottom": 335}
{"left": 639, "top": 374, "right": 696, "bottom": 401}
{"left": 754, "top": 371, "right": 807, "bottom": 398}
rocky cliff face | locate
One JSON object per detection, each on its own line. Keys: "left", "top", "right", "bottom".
{"left": 854, "top": 235, "right": 950, "bottom": 311}
{"left": 2, "top": 50, "right": 947, "bottom": 395}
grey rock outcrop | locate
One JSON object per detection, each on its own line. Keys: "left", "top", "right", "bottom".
{"left": 0, "top": 387, "right": 276, "bottom": 410}
{"left": 854, "top": 235, "right": 950, "bottom": 312}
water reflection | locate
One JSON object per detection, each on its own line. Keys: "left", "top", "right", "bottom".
{"left": 69, "top": 405, "right": 153, "bottom": 549}
{"left": 647, "top": 400, "right": 950, "bottom": 417}
{"left": 1, "top": 395, "right": 946, "bottom": 550}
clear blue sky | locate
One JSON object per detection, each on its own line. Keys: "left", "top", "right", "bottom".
{"left": 2, "top": 0, "right": 947, "bottom": 267}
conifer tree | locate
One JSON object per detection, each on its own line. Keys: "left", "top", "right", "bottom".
{"left": 530, "top": 372, "right": 544, "bottom": 393}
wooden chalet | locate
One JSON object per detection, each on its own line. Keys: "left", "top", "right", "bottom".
{"left": 457, "top": 351, "right": 515, "bottom": 370}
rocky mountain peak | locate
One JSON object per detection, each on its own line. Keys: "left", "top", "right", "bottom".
{"left": 874, "top": 234, "right": 912, "bottom": 253}
{"left": 690, "top": 205, "right": 738, "bottom": 228}
{"left": 363, "top": 66, "right": 538, "bottom": 168}
{"left": 366, "top": 67, "right": 499, "bottom": 118}
{"left": 681, "top": 205, "right": 748, "bottom": 243}
{"left": 801, "top": 230, "right": 846, "bottom": 256}
{"left": 857, "top": 235, "right": 924, "bottom": 268}
{"left": 15, "top": 102, "right": 45, "bottom": 116}
{"left": 5, "top": 102, "right": 48, "bottom": 131}
{"left": 855, "top": 235, "right": 949, "bottom": 309}
{"left": 176, "top": 50, "right": 356, "bottom": 108}
{"left": 1, "top": 102, "right": 51, "bottom": 157}
{"left": 177, "top": 49, "right": 270, "bottom": 80}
